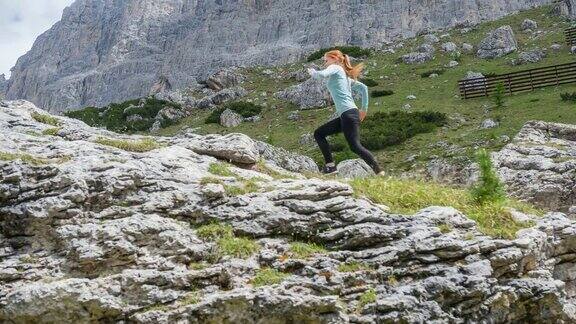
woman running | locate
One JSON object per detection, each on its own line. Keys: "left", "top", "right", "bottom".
{"left": 307, "top": 49, "right": 382, "bottom": 175}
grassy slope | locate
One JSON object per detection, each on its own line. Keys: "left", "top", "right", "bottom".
{"left": 161, "top": 6, "right": 575, "bottom": 175}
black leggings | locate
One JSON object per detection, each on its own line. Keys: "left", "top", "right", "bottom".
{"left": 313, "top": 109, "right": 381, "bottom": 173}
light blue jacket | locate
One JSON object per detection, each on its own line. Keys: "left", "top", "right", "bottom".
{"left": 310, "top": 64, "right": 369, "bottom": 116}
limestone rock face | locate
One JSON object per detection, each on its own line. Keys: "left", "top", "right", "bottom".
{"left": 5, "top": 0, "right": 554, "bottom": 112}
{"left": 2, "top": 100, "right": 576, "bottom": 323}
{"left": 0, "top": 74, "right": 6, "bottom": 97}
{"left": 477, "top": 25, "right": 518, "bottom": 59}
{"left": 493, "top": 121, "right": 576, "bottom": 212}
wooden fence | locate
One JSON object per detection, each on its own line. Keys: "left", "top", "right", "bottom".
{"left": 565, "top": 27, "right": 576, "bottom": 46}
{"left": 458, "top": 61, "right": 576, "bottom": 99}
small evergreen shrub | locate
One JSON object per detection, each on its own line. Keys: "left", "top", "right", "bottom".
{"left": 359, "top": 78, "right": 379, "bottom": 87}
{"left": 420, "top": 69, "right": 445, "bottom": 78}
{"left": 360, "top": 111, "right": 447, "bottom": 150}
{"left": 471, "top": 149, "right": 506, "bottom": 205}
{"left": 372, "top": 90, "right": 394, "bottom": 97}
{"left": 205, "top": 101, "right": 263, "bottom": 124}
{"left": 307, "top": 46, "right": 372, "bottom": 62}
{"left": 492, "top": 82, "right": 506, "bottom": 108}
{"left": 560, "top": 92, "right": 576, "bottom": 102}
{"left": 66, "top": 98, "right": 182, "bottom": 133}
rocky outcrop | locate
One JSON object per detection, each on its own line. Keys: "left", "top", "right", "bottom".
{"left": 195, "top": 87, "right": 247, "bottom": 110}
{"left": 206, "top": 68, "right": 246, "bottom": 92}
{"left": 0, "top": 74, "right": 6, "bottom": 97}
{"left": 2, "top": 100, "right": 576, "bottom": 323}
{"left": 5, "top": 0, "right": 554, "bottom": 112}
{"left": 493, "top": 121, "right": 576, "bottom": 212}
{"left": 477, "top": 26, "right": 518, "bottom": 59}
{"left": 275, "top": 78, "right": 331, "bottom": 110}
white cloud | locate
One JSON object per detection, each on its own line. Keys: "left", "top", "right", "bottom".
{"left": 0, "top": 0, "right": 75, "bottom": 78}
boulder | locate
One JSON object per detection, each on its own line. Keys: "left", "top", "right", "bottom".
{"left": 481, "top": 119, "right": 499, "bottom": 129}
{"left": 462, "top": 43, "right": 474, "bottom": 53}
{"left": 255, "top": 141, "right": 318, "bottom": 173}
{"left": 477, "top": 25, "right": 518, "bottom": 59}
{"left": 550, "top": 44, "right": 562, "bottom": 52}
{"left": 196, "top": 87, "right": 247, "bottom": 109}
{"left": 401, "top": 52, "right": 433, "bottom": 64}
{"left": 441, "top": 42, "right": 458, "bottom": 52}
{"left": 219, "top": 108, "right": 243, "bottom": 128}
{"left": 275, "top": 78, "right": 331, "bottom": 110}
{"left": 514, "top": 49, "right": 547, "bottom": 65}
{"left": 423, "top": 34, "right": 440, "bottom": 44}
{"left": 336, "top": 159, "right": 375, "bottom": 178}
{"left": 446, "top": 60, "right": 459, "bottom": 68}
{"left": 521, "top": 19, "right": 538, "bottom": 31}
{"left": 206, "top": 68, "right": 246, "bottom": 91}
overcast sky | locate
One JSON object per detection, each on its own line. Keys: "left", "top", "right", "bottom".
{"left": 0, "top": 0, "right": 75, "bottom": 78}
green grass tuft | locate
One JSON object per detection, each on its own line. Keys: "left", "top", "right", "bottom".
{"left": 31, "top": 112, "right": 61, "bottom": 126}
{"left": 337, "top": 261, "right": 373, "bottom": 273}
{"left": 95, "top": 137, "right": 161, "bottom": 152}
{"left": 289, "top": 242, "right": 327, "bottom": 259}
{"left": 0, "top": 151, "right": 46, "bottom": 165}
{"left": 196, "top": 222, "right": 259, "bottom": 259}
{"left": 42, "top": 128, "right": 61, "bottom": 136}
{"left": 357, "top": 288, "right": 377, "bottom": 312}
{"left": 208, "top": 162, "right": 236, "bottom": 177}
{"left": 251, "top": 268, "right": 290, "bottom": 287}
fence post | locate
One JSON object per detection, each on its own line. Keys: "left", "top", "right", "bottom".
{"left": 507, "top": 75, "right": 512, "bottom": 94}
{"left": 484, "top": 78, "right": 488, "bottom": 97}
{"left": 462, "top": 82, "right": 467, "bottom": 99}
{"left": 529, "top": 71, "right": 534, "bottom": 91}
{"left": 555, "top": 66, "right": 559, "bottom": 86}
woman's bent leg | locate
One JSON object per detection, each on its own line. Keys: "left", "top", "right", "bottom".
{"left": 314, "top": 117, "right": 342, "bottom": 165}
{"left": 341, "top": 111, "right": 381, "bottom": 173}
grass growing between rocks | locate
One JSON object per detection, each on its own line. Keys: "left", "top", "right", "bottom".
{"left": 95, "top": 137, "right": 161, "bottom": 152}
{"left": 356, "top": 288, "right": 377, "bottom": 313}
{"left": 223, "top": 178, "right": 260, "bottom": 196}
{"left": 0, "top": 151, "right": 46, "bottom": 165}
{"left": 31, "top": 112, "right": 61, "bottom": 126}
{"left": 196, "top": 223, "right": 260, "bottom": 259}
{"left": 350, "top": 176, "right": 541, "bottom": 239}
{"left": 41, "top": 128, "right": 61, "bottom": 136}
{"left": 337, "top": 261, "right": 374, "bottom": 273}
{"left": 208, "top": 162, "right": 236, "bottom": 177}
{"left": 288, "top": 242, "right": 327, "bottom": 259}
{"left": 251, "top": 268, "right": 290, "bottom": 287}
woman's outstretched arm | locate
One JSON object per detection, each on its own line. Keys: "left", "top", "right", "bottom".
{"left": 307, "top": 64, "right": 341, "bottom": 79}
{"left": 351, "top": 79, "right": 369, "bottom": 112}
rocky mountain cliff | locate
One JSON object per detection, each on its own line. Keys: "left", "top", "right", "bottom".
{"left": 5, "top": 0, "right": 558, "bottom": 113}
{"left": 2, "top": 100, "right": 576, "bottom": 322}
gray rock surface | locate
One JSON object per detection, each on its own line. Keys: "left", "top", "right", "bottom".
{"left": 521, "top": 19, "right": 538, "bottom": 31}
{"left": 462, "top": 43, "right": 474, "bottom": 53}
{"left": 423, "top": 34, "right": 440, "bottom": 44}
{"left": 441, "top": 42, "right": 458, "bottom": 52}
{"left": 493, "top": 121, "right": 576, "bottom": 212}
{"left": 336, "top": 159, "right": 375, "bottom": 178}
{"left": 275, "top": 78, "right": 331, "bottom": 110}
{"left": 0, "top": 74, "right": 7, "bottom": 97}
{"left": 4, "top": 0, "right": 554, "bottom": 112}
{"left": 515, "top": 49, "right": 547, "bottom": 65}
{"left": 195, "top": 87, "right": 247, "bottom": 110}
{"left": 401, "top": 52, "right": 433, "bottom": 64}
{"left": 219, "top": 109, "right": 243, "bottom": 128}
{"left": 206, "top": 68, "right": 246, "bottom": 92}
{"left": 477, "top": 25, "right": 518, "bottom": 59}
{"left": 481, "top": 119, "right": 499, "bottom": 129}
{"left": 2, "top": 100, "right": 576, "bottom": 322}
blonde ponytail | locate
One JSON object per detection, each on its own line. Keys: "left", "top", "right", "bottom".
{"left": 324, "top": 50, "right": 364, "bottom": 80}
